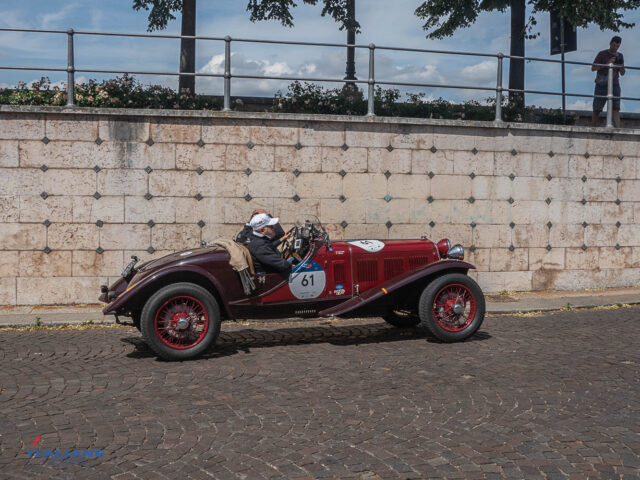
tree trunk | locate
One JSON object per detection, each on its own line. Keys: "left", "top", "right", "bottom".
{"left": 344, "top": 0, "right": 357, "bottom": 90}
{"left": 508, "top": 0, "right": 525, "bottom": 109}
{"left": 179, "top": 0, "right": 196, "bottom": 96}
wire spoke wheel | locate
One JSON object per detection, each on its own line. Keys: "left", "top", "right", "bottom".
{"left": 155, "top": 296, "right": 209, "bottom": 349}
{"left": 419, "top": 273, "right": 485, "bottom": 342}
{"left": 141, "top": 283, "right": 221, "bottom": 360}
{"left": 432, "top": 284, "right": 476, "bottom": 332}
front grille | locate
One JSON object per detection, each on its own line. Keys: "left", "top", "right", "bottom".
{"left": 383, "top": 258, "right": 404, "bottom": 279}
{"left": 333, "top": 261, "right": 346, "bottom": 284}
{"left": 356, "top": 259, "right": 378, "bottom": 282}
{"left": 409, "top": 256, "right": 429, "bottom": 270}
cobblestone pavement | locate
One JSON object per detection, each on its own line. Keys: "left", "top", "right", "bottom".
{"left": 1, "top": 308, "right": 639, "bottom": 480}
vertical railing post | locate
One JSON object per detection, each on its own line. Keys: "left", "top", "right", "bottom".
{"left": 366, "top": 43, "right": 375, "bottom": 117}
{"left": 66, "top": 28, "right": 75, "bottom": 106}
{"left": 494, "top": 53, "right": 503, "bottom": 122}
{"left": 606, "top": 63, "right": 614, "bottom": 128}
{"left": 223, "top": 35, "right": 231, "bottom": 111}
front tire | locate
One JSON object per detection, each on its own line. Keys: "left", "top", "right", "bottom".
{"left": 140, "top": 282, "right": 221, "bottom": 360}
{"left": 418, "top": 273, "right": 485, "bottom": 342}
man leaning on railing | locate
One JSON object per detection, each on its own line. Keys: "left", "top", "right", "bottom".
{"left": 591, "top": 36, "right": 625, "bottom": 128}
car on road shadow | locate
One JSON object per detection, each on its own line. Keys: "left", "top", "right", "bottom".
{"left": 100, "top": 218, "right": 485, "bottom": 360}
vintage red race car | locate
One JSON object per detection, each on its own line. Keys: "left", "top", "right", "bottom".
{"left": 100, "top": 219, "right": 486, "bottom": 360}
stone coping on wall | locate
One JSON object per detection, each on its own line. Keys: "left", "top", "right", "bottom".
{"left": 3, "top": 105, "right": 640, "bottom": 138}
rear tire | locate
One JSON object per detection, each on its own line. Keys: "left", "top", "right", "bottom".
{"left": 383, "top": 310, "right": 421, "bottom": 328}
{"left": 140, "top": 282, "right": 221, "bottom": 360}
{"left": 131, "top": 312, "right": 141, "bottom": 331}
{"left": 418, "top": 273, "right": 485, "bottom": 342}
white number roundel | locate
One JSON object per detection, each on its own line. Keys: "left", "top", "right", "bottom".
{"left": 348, "top": 240, "right": 385, "bottom": 252}
{"left": 288, "top": 260, "right": 326, "bottom": 299}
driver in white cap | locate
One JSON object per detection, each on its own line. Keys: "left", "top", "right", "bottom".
{"left": 246, "top": 213, "right": 294, "bottom": 274}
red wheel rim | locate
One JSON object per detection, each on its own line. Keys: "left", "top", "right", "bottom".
{"left": 432, "top": 283, "right": 476, "bottom": 332}
{"left": 154, "top": 295, "right": 209, "bottom": 349}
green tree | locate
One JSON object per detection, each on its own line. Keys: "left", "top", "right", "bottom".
{"left": 133, "top": 0, "right": 196, "bottom": 96}
{"left": 134, "top": 1, "right": 358, "bottom": 96}
{"left": 415, "top": 0, "right": 640, "bottom": 109}
{"left": 247, "top": 0, "right": 358, "bottom": 29}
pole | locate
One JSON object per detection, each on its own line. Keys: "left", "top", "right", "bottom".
{"left": 66, "top": 28, "right": 75, "bottom": 106}
{"left": 179, "top": 0, "right": 196, "bottom": 96}
{"left": 495, "top": 53, "right": 503, "bottom": 122}
{"left": 606, "top": 64, "right": 613, "bottom": 128}
{"left": 223, "top": 36, "right": 231, "bottom": 112}
{"left": 366, "top": 44, "right": 375, "bottom": 116}
{"left": 560, "top": 15, "right": 566, "bottom": 122}
{"left": 344, "top": 0, "right": 356, "bottom": 89}
{"left": 508, "top": 0, "right": 525, "bottom": 109}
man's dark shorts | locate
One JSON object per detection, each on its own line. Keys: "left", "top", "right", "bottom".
{"left": 593, "top": 84, "right": 621, "bottom": 111}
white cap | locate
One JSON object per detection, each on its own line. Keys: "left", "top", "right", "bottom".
{"left": 249, "top": 213, "right": 279, "bottom": 231}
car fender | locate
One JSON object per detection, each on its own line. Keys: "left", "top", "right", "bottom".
{"left": 102, "top": 264, "right": 229, "bottom": 316}
{"left": 318, "top": 259, "right": 475, "bottom": 317}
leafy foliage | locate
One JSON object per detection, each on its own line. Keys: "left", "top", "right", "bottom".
{"left": 531, "top": 0, "right": 640, "bottom": 31}
{"left": 247, "top": 0, "right": 360, "bottom": 31}
{"left": 415, "top": 0, "right": 509, "bottom": 40}
{"left": 272, "top": 81, "right": 575, "bottom": 124}
{"left": 0, "top": 75, "right": 221, "bottom": 110}
{"left": 1, "top": 76, "right": 574, "bottom": 125}
{"left": 132, "top": 0, "right": 359, "bottom": 32}
{"left": 415, "top": 0, "right": 640, "bottom": 39}
{"left": 132, "top": 0, "right": 184, "bottom": 31}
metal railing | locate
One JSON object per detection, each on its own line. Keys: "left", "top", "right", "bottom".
{"left": 1, "top": 26, "right": 639, "bottom": 128}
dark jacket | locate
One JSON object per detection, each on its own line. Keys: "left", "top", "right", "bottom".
{"left": 236, "top": 223, "right": 285, "bottom": 247}
{"left": 246, "top": 233, "right": 292, "bottom": 274}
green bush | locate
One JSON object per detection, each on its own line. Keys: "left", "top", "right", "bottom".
{"left": 0, "top": 75, "right": 221, "bottom": 110}
{"left": 273, "top": 81, "right": 575, "bottom": 125}
{"left": 1, "top": 76, "right": 575, "bottom": 125}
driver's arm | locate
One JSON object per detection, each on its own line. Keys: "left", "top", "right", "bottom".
{"left": 256, "top": 246, "right": 292, "bottom": 274}
{"left": 271, "top": 229, "right": 292, "bottom": 248}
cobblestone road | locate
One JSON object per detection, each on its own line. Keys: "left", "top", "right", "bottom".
{"left": 1, "top": 307, "right": 639, "bottom": 480}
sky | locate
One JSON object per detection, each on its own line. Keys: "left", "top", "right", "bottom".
{"left": 1, "top": 1, "right": 639, "bottom": 112}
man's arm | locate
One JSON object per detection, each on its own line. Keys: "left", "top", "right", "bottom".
{"left": 592, "top": 52, "right": 603, "bottom": 72}
{"left": 254, "top": 242, "right": 292, "bottom": 274}
{"left": 619, "top": 53, "right": 625, "bottom": 76}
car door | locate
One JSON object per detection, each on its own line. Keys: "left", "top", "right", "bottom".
{"left": 229, "top": 243, "right": 354, "bottom": 319}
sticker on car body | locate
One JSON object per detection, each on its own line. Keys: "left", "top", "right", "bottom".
{"left": 289, "top": 260, "right": 326, "bottom": 299}
{"left": 348, "top": 240, "right": 385, "bottom": 253}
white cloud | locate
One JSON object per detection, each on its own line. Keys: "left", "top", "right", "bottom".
{"left": 195, "top": 48, "right": 450, "bottom": 97}
{"left": 566, "top": 99, "right": 592, "bottom": 110}
{"left": 40, "top": 3, "right": 78, "bottom": 29}
{"left": 299, "top": 63, "right": 317, "bottom": 75}
{"left": 264, "top": 62, "right": 293, "bottom": 76}
{"left": 200, "top": 53, "right": 225, "bottom": 75}
{"left": 459, "top": 60, "right": 497, "bottom": 86}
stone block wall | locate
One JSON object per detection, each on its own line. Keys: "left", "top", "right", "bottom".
{"left": 1, "top": 106, "right": 639, "bottom": 305}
